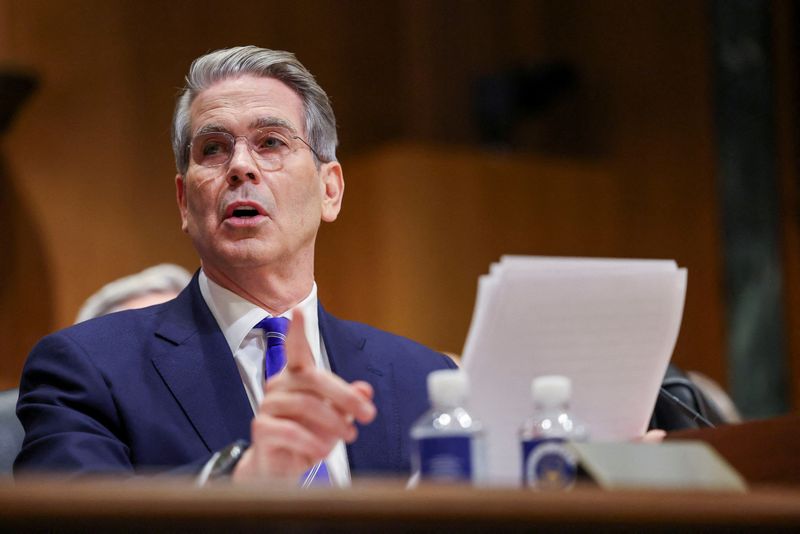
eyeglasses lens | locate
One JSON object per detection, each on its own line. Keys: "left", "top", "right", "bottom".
{"left": 190, "top": 130, "right": 296, "bottom": 169}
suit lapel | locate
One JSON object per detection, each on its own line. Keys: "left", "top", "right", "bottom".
{"left": 151, "top": 274, "right": 253, "bottom": 453}
{"left": 319, "top": 305, "right": 401, "bottom": 474}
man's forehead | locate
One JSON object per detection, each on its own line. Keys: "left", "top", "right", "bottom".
{"left": 189, "top": 75, "right": 305, "bottom": 133}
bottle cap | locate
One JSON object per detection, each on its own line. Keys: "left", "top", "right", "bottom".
{"left": 427, "top": 369, "right": 469, "bottom": 408}
{"left": 531, "top": 375, "right": 571, "bottom": 407}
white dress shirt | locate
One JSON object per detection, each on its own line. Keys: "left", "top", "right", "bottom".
{"left": 197, "top": 270, "right": 351, "bottom": 486}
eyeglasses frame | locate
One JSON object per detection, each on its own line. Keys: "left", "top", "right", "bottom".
{"left": 186, "top": 128, "right": 326, "bottom": 171}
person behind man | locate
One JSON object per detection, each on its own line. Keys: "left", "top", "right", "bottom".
{"left": 75, "top": 264, "right": 192, "bottom": 323}
{"left": 15, "top": 46, "right": 456, "bottom": 484}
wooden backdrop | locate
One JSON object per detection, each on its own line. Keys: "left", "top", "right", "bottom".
{"left": 0, "top": 0, "right": 788, "bottom": 409}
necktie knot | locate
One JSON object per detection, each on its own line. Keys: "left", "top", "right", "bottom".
{"left": 256, "top": 316, "right": 290, "bottom": 380}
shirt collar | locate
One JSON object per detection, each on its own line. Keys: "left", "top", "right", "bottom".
{"left": 198, "top": 269, "right": 320, "bottom": 359}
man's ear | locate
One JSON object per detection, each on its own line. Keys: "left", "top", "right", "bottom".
{"left": 320, "top": 162, "right": 344, "bottom": 223}
{"left": 175, "top": 174, "right": 189, "bottom": 233}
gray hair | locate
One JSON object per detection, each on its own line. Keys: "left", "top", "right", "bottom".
{"left": 171, "top": 46, "right": 338, "bottom": 174}
{"left": 75, "top": 264, "right": 192, "bottom": 323}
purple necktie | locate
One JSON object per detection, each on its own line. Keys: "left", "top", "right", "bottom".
{"left": 256, "top": 316, "right": 290, "bottom": 380}
{"left": 301, "top": 460, "right": 330, "bottom": 487}
{"left": 255, "top": 316, "right": 330, "bottom": 486}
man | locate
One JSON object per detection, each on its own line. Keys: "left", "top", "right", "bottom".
{"left": 15, "top": 46, "right": 456, "bottom": 484}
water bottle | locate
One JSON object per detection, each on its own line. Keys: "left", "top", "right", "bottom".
{"left": 410, "top": 369, "right": 484, "bottom": 483}
{"left": 520, "top": 375, "right": 587, "bottom": 490}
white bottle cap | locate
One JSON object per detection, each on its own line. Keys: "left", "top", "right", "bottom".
{"left": 531, "top": 375, "right": 571, "bottom": 407}
{"left": 427, "top": 369, "right": 469, "bottom": 408}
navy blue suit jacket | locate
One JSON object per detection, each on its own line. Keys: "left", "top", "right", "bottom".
{"left": 14, "top": 276, "right": 456, "bottom": 477}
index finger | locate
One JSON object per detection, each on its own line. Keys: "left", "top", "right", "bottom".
{"left": 285, "top": 308, "right": 315, "bottom": 372}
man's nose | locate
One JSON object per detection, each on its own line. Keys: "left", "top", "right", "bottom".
{"left": 226, "top": 138, "right": 261, "bottom": 186}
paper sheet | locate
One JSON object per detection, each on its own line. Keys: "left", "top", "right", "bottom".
{"left": 461, "top": 256, "right": 687, "bottom": 484}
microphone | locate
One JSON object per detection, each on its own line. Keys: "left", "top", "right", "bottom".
{"left": 658, "top": 387, "right": 715, "bottom": 428}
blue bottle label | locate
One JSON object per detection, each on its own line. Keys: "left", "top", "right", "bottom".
{"left": 521, "top": 438, "right": 577, "bottom": 489}
{"left": 417, "top": 436, "right": 472, "bottom": 481}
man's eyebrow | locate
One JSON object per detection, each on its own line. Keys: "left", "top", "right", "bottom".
{"left": 251, "top": 117, "right": 299, "bottom": 134}
{"left": 194, "top": 123, "right": 232, "bottom": 136}
{"left": 193, "top": 118, "right": 300, "bottom": 137}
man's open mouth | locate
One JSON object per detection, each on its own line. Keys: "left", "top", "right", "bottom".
{"left": 231, "top": 206, "right": 259, "bottom": 218}
{"left": 224, "top": 201, "right": 267, "bottom": 220}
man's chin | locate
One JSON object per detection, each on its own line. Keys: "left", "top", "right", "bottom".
{"left": 213, "top": 253, "right": 268, "bottom": 269}
{"left": 191, "top": 234, "right": 271, "bottom": 265}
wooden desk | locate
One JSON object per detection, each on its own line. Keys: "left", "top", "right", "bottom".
{"left": 667, "top": 414, "right": 800, "bottom": 486}
{"left": 1, "top": 480, "right": 799, "bottom": 532}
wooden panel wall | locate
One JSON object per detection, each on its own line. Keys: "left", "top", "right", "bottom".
{"left": 0, "top": 1, "right": 737, "bottom": 398}
{"left": 316, "top": 144, "right": 724, "bottom": 380}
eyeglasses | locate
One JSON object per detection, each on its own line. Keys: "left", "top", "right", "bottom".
{"left": 188, "top": 128, "right": 324, "bottom": 170}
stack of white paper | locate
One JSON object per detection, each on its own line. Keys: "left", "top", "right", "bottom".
{"left": 461, "top": 256, "right": 687, "bottom": 484}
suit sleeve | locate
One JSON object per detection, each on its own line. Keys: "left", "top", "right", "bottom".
{"left": 14, "top": 332, "right": 136, "bottom": 476}
{"left": 14, "top": 331, "right": 240, "bottom": 479}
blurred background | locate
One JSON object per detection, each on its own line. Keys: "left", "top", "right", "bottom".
{"left": 0, "top": 0, "right": 797, "bottom": 419}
